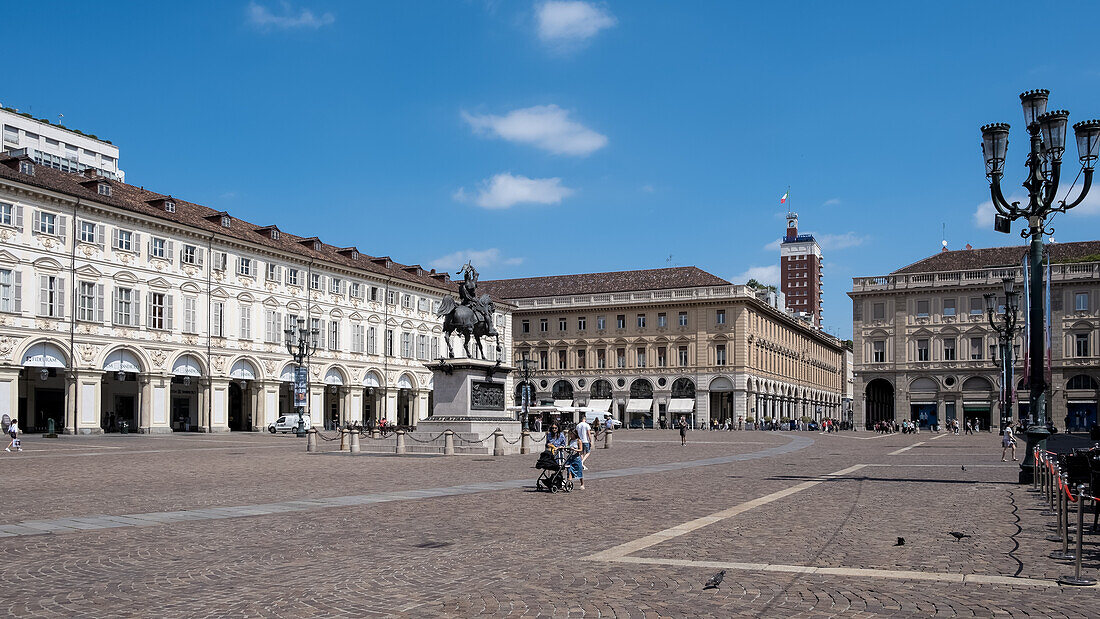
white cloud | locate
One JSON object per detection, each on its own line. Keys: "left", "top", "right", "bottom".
{"left": 763, "top": 238, "right": 782, "bottom": 251}
{"left": 823, "top": 198, "right": 842, "bottom": 206}
{"left": 462, "top": 105, "right": 607, "bottom": 156}
{"left": 641, "top": 184, "right": 655, "bottom": 193}
{"left": 247, "top": 1, "right": 334, "bottom": 30}
{"left": 973, "top": 189, "right": 1098, "bottom": 231}
{"left": 734, "top": 265, "right": 781, "bottom": 287}
{"left": 536, "top": 1, "right": 616, "bottom": 45}
{"left": 972, "top": 199, "right": 998, "bottom": 229}
{"left": 429, "top": 248, "right": 524, "bottom": 272}
{"left": 454, "top": 172, "right": 574, "bottom": 209}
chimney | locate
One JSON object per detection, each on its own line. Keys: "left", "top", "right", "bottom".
{"left": 965, "top": 243, "right": 973, "bottom": 250}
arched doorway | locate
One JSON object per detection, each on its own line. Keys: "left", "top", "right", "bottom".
{"left": 362, "top": 371, "right": 383, "bottom": 426}
{"left": 1066, "top": 374, "right": 1099, "bottom": 431}
{"left": 708, "top": 376, "right": 733, "bottom": 427}
{"left": 102, "top": 349, "right": 143, "bottom": 433}
{"left": 865, "top": 378, "right": 894, "bottom": 429}
{"left": 627, "top": 379, "right": 654, "bottom": 428}
{"left": 396, "top": 374, "right": 414, "bottom": 426}
{"left": 170, "top": 354, "right": 203, "bottom": 432}
{"left": 961, "top": 376, "right": 993, "bottom": 431}
{"left": 909, "top": 377, "right": 938, "bottom": 429}
{"left": 19, "top": 341, "right": 68, "bottom": 433}
{"left": 552, "top": 380, "right": 574, "bottom": 407}
{"left": 228, "top": 359, "right": 258, "bottom": 431}
{"left": 323, "top": 367, "right": 346, "bottom": 430}
{"left": 670, "top": 378, "right": 697, "bottom": 427}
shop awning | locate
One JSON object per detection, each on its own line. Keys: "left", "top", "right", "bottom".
{"left": 626, "top": 399, "right": 653, "bottom": 413}
{"left": 669, "top": 398, "right": 695, "bottom": 414}
{"left": 553, "top": 399, "right": 574, "bottom": 408}
{"left": 587, "top": 399, "right": 612, "bottom": 413}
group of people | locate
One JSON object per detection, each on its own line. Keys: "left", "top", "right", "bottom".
{"left": 543, "top": 414, "right": 619, "bottom": 490}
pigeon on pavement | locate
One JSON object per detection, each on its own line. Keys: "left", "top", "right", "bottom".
{"left": 949, "top": 531, "right": 971, "bottom": 541}
{"left": 961, "top": 465, "right": 966, "bottom": 471}
{"left": 894, "top": 537, "right": 905, "bottom": 546}
{"left": 704, "top": 570, "right": 725, "bottom": 589}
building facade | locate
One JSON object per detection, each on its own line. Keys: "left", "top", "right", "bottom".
{"left": 2, "top": 107, "right": 124, "bottom": 181}
{"left": 780, "top": 212, "right": 823, "bottom": 326}
{"left": 0, "top": 152, "right": 511, "bottom": 434}
{"left": 849, "top": 241, "right": 1100, "bottom": 431}
{"left": 484, "top": 267, "right": 845, "bottom": 428}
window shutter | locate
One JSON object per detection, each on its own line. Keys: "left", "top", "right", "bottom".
{"left": 96, "top": 224, "right": 105, "bottom": 248}
{"left": 146, "top": 238, "right": 151, "bottom": 257}
{"left": 39, "top": 275, "right": 48, "bottom": 315}
{"left": 112, "top": 228, "right": 120, "bottom": 249}
{"left": 166, "top": 241, "right": 174, "bottom": 263}
{"left": 133, "top": 290, "right": 141, "bottom": 326}
{"left": 197, "top": 248, "right": 205, "bottom": 266}
{"left": 320, "top": 320, "right": 327, "bottom": 349}
{"left": 275, "top": 312, "right": 282, "bottom": 342}
{"left": 32, "top": 210, "right": 41, "bottom": 235}
{"left": 113, "top": 288, "right": 119, "bottom": 325}
{"left": 58, "top": 216, "right": 67, "bottom": 243}
{"left": 96, "top": 283, "right": 105, "bottom": 322}
{"left": 147, "top": 293, "right": 153, "bottom": 328}
{"left": 165, "top": 294, "right": 174, "bottom": 330}
{"left": 13, "top": 271, "right": 21, "bottom": 312}
{"left": 56, "top": 277, "right": 65, "bottom": 318}
{"left": 133, "top": 233, "right": 141, "bottom": 253}
{"left": 14, "top": 205, "right": 22, "bottom": 231}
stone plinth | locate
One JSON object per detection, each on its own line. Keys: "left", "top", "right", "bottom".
{"left": 406, "top": 358, "right": 522, "bottom": 455}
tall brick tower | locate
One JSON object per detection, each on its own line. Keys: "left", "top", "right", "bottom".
{"left": 780, "top": 212, "right": 823, "bottom": 327}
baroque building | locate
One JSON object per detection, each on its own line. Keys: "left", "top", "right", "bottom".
{"left": 0, "top": 151, "right": 511, "bottom": 434}
{"left": 483, "top": 267, "right": 844, "bottom": 428}
{"left": 849, "top": 241, "right": 1100, "bottom": 431}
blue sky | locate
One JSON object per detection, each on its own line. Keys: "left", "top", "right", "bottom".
{"left": 6, "top": 1, "right": 1100, "bottom": 339}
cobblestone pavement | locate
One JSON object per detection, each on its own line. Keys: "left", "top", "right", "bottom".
{"left": 1, "top": 429, "right": 1097, "bottom": 616}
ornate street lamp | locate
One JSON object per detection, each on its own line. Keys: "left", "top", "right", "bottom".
{"left": 517, "top": 357, "right": 535, "bottom": 432}
{"left": 284, "top": 318, "right": 319, "bottom": 437}
{"left": 981, "top": 89, "right": 1100, "bottom": 483}
{"left": 984, "top": 277, "right": 1022, "bottom": 432}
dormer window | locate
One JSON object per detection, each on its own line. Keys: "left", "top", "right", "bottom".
{"left": 165, "top": 200, "right": 176, "bottom": 213}
{"left": 97, "top": 183, "right": 111, "bottom": 197}
{"left": 221, "top": 216, "right": 231, "bottom": 228}
{"left": 313, "top": 241, "right": 321, "bottom": 251}
{"left": 351, "top": 251, "right": 359, "bottom": 260}
{"left": 19, "top": 161, "right": 33, "bottom": 175}
{"left": 270, "top": 229, "right": 280, "bottom": 240}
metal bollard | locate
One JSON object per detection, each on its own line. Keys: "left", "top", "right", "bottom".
{"left": 444, "top": 429, "right": 455, "bottom": 455}
{"left": 395, "top": 429, "right": 406, "bottom": 455}
{"left": 339, "top": 428, "right": 349, "bottom": 452}
{"left": 520, "top": 430, "right": 531, "bottom": 454}
{"left": 1051, "top": 474, "right": 1074, "bottom": 557}
{"left": 493, "top": 429, "right": 504, "bottom": 456}
{"left": 306, "top": 428, "right": 318, "bottom": 453}
{"left": 349, "top": 429, "right": 361, "bottom": 454}
{"left": 604, "top": 428, "right": 613, "bottom": 449}
{"left": 1059, "top": 485, "right": 1097, "bottom": 586}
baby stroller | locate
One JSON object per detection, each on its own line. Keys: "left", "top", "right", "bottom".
{"left": 535, "top": 445, "right": 574, "bottom": 493}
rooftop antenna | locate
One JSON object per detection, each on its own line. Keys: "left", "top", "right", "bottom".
{"left": 941, "top": 223, "right": 948, "bottom": 252}
{"left": 666, "top": 254, "right": 673, "bottom": 267}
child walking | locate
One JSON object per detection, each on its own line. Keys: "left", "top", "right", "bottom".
{"left": 5, "top": 418, "right": 21, "bottom": 452}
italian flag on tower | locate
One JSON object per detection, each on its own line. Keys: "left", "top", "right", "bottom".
{"left": 780, "top": 190, "right": 789, "bottom": 204}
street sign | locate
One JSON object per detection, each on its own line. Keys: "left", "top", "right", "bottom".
{"left": 294, "top": 366, "right": 308, "bottom": 407}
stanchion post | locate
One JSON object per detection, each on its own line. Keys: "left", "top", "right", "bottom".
{"left": 444, "top": 429, "right": 455, "bottom": 455}
{"left": 349, "top": 429, "right": 361, "bottom": 454}
{"left": 604, "top": 428, "right": 613, "bottom": 449}
{"left": 306, "top": 428, "right": 318, "bottom": 453}
{"left": 1051, "top": 473, "right": 1075, "bottom": 559}
{"left": 1042, "top": 460, "right": 1056, "bottom": 516}
{"left": 395, "top": 429, "right": 406, "bottom": 455}
{"left": 1059, "top": 485, "right": 1097, "bottom": 586}
{"left": 1030, "top": 448, "right": 1040, "bottom": 492}
{"left": 520, "top": 430, "right": 531, "bottom": 454}
{"left": 493, "top": 429, "right": 504, "bottom": 456}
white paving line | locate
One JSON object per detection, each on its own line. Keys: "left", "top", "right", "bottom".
{"left": 888, "top": 442, "right": 925, "bottom": 455}
{"left": 585, "top": 464, "right": 868, "bottom": 562}
{"left": 616, "top": 440, "right": 773, "bottom": 445}
{"left": 608, "top": 556, "right": 1059, "bottom": 588}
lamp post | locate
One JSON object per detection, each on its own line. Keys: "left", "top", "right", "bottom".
{"left": 284, "top": 318, "right": 319, "bottom": 437}
{"left": 517, "top": 358, "right": 535, "bottom": 432}
{"left": 981, "top": 89, "right": 1100, "bottom": 483}
{"left": 984, "top": 277, "right": 1022, "bottom": 433}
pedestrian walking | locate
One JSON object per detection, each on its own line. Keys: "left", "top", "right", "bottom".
{"left": 964, "top": 420, "right": 973, "bottom": 435}
{"left": 678, "top": 415, "right": 687, "bottom": 446}
{"left": 575, "top": 415, "right": 593, "bottom": 470}
{"left": 5, "top": 418, "right": 21, "bottom": 452}
{"left": 566, "top": 429, "right": 585, "bottom": 490}
{"left": 1001, "top": 425, "right": 1017, "bottom": 461}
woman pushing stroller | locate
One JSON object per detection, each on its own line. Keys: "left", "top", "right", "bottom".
{"left": 535, "top": 425, "right": 584, "bottom": 492}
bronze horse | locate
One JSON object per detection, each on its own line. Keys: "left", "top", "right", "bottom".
{"left": 437, "top": 294, "right": 500, "bottom": 359}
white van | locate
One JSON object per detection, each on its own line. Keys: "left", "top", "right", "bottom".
{"left": 268, "top": 414, "right": 311, "bottom": 434}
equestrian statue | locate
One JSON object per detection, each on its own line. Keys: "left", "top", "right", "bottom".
{"left": 436, "top": 262, "right": 501, "bottom": 360}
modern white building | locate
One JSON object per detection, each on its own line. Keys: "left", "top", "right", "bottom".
{"left": 1, "top": 106, "right": 124, "bottom": 181}
{"left": 0, "top": 150, "right": 511, "bottom": 434}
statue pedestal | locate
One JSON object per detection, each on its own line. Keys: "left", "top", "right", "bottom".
{"left": 407, "top": 358, "right": 521, "bottom": 455}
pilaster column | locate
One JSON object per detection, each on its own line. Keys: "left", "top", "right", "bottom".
{"left": 146, "top": 374, "right": 172, "bottom": 434}
{"left": 308, "top": 384, "right": 325, "bottom": 428}
{"left": 384, "top": 387, "right": 398, "bottom": 424}
{"left": 138, "top": 374, "right": 153, "bottom": 433}
{"left": 416, "top": 389, "right": 430, "bottom": 423}
{"left": 0, "top": 367, "right": 17, "bottom": 422}
{"left": 64, "top": 371, "right": 78, "bottom": 434}
{"left": 72, "top": 370, "right": 104, "bottom": 434}
{"left": 209, "top": 378, "right": 231, "bottom": 432}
